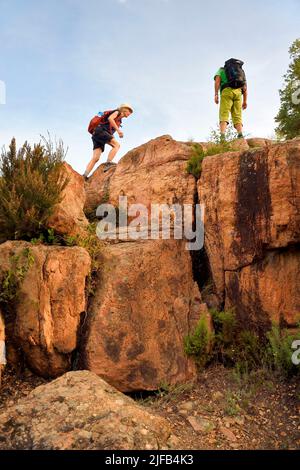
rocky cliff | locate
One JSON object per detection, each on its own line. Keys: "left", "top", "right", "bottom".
{"left": 198, "top": 138, "right": 300, "bottom": 331}
{"left": 0, "top": 135, "right": 299, "bottom": 392}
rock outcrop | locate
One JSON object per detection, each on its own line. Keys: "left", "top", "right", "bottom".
{"left": 47, "top": 163, "right": 89, "bottom": 236}
{"left": 108, "top": 135, "right": 196, "bottom": 209}
{"left": 81, "top": 239, "right": 199, "bottom": 392}
{"left": 79, "top": 136, "right": 201, "bottom": 391}
{"left": 1, "top": 134, "right": 299, "bottom": 392}
{"left": 198, "top": 139, "right": 300, "bottom": 329}
{"left": 225, "top": 249, "right": 300, "bottom": 328}
{"left": 0, "top": 371, "right": 173, "bottom": 450}
{"left": 246, "top": 137, "right": 275, "bottom": 148}
{"left": 0, "top": 241, "right": 91, "bottom": 377}
{"left": 84, "top": 162, "right": 116, "bottom": 216}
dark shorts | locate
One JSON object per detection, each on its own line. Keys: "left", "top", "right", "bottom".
{"left": 92, "top": 127, "right": 113, "bottom": 151}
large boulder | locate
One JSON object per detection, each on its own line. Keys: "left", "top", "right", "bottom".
{"left": 108, "top": 135, "right": 196, "bottom": 209}
{"left": 47, "top": 163, "right": 89, "bottom": 236}
{"left": 80, "top": 239, "right": 200, "bottom": 392}
{"left": 198, "top": 140, "right": 300, "bottom": 327}
{"left": 0, "top": 241, "right": 91, "bottom": 377}
{"left": 83, "top": 136, "right": 196, "bottom": 225}
{"left": 0, "top": 371, "right": 173, "bottom": 450}
{"left": 80, "top": 136, "right": 203, "bottom": 392}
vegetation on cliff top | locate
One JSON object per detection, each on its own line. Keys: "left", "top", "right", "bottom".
{"left": 186, "top": 125, "right": 238, "bottom": 178}
{"left": 0, "top": 137, "right": 68, "bottom": 243}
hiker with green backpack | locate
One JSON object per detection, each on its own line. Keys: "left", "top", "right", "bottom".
{"left": 214, "top": 58, "right": 248, "bottom": 141}
{"left": 83, "top": 103, "right": 134, "bottom": 180}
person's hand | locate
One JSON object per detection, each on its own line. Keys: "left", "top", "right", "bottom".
{"left": 242, "top": 101, "right": 248, "bottom": 110}
{"left": 118, "top": 130, "right": 124, "bottom": 138}
{"left": 214, "top": 94, "right": 219, "bottom": 105}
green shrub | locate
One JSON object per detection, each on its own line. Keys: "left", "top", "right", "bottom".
{"left": 224, "top": 391, "right": 242, "bottom": 416}
{"left": 204, "top": 125, "right": 236, "bottom": 156}
{"left": 186, "top": 307, "right": 300, "bottom": 379}
{"left": 0, "top": 248, "right": 35, "bottom": 321}
{"left": 211, "top": 308, "right": 237, "bottom": 344}
{"left": 267, "top": 324, "right": 300, "bottom": 377}
{"left": 65, "top": 222, "right": 104, "bottom": 296}
{"left": 209, "top": 308, "right": 237, "bottom": 364}
{"left": 0, "top": 137, "right": 68, "bottom": 242}
{"left": 209, "top": 124, "right": 237, "bottom": 143}
{"left": 30, "top": 228, "right": 61, "bottom": 246}
{"left": 184, "top": 316, "right": 213, "bottom": 368}
{"left": 186, "top": 125, "right": 240, "bottom": 177}
{"left": 235, "top": 330, "right": 267, "bottom": 374}
{"left": 186, "top": 144, "right": 205, "bottom": 178}
{"left": 204, "top": 142, "right": 233, "bottom": 156}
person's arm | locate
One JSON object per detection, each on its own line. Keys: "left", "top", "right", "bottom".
{"left": 242, "top": 84, "right": 248, "bottom": 110}
{"left": 214, "top": 75, "right": 221, "bottom": 104}
{"left": 108, "top": 111, "right": 123, "bottom": 138}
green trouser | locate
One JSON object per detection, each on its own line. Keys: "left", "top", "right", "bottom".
{"left": 219, "top": 87, "right": 243, "bottom": 125}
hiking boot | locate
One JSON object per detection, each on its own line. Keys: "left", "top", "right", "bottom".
{"left": 103, "top": 161, "right": 116, "bottom": 173}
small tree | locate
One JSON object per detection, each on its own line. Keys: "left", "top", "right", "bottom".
{"left": 0, "top": 137, "right": 68, "bottom": 242}
{"left": 275, "top": 39, "right": 300, "bottom": 139}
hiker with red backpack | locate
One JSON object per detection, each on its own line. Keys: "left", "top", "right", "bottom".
{"left": 214, "top": 59, "right": 248, "bottom": 141}
{"left": 83, "top": 103, "right": 133, "bottom": 179}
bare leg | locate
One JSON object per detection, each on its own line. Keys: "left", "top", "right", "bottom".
{"left": 220, "top": 121, "right": 228, "bottom": 134}
{"left": 234, "top": 123, "right": 243, "bottom": 134}
{"left": 106, "top": 138, "right": 121, "bottom": 162}
{"left": 84, "top": 148, "right": 102, "bottom": 177}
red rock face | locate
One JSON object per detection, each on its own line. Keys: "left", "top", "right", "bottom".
{"left": 225, "top": 249, "right": 300, "bottom": 330}
{"left": 108, "top": 135, "right": 196, "bottom": 208}
{"left": 0, "top": 241, "right": 91, "bottom": 377}
{"left": 80, "top": 239, "right": 199, "bottom": 392}
{"left": 84, "top": 135, "right": 196, "bottom": 228}
{"left": 47, "top": 163, "right": 89, "bottom": 237}
{"left": 84, "top": 162, "right": 116, "bottom": 216}
{"left": 79, "top": 136, "right": 212, "bottom": 391}
{"left": 199, "top": 140, "right": 300, "bottom": 329}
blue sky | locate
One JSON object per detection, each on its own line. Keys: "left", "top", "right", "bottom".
{"left": 0, "top": 0, "right": 299, "bottom": 173}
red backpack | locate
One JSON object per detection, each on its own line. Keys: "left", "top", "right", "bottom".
{"left": 88, "top": 109, "right": 122, "bottom": 134}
